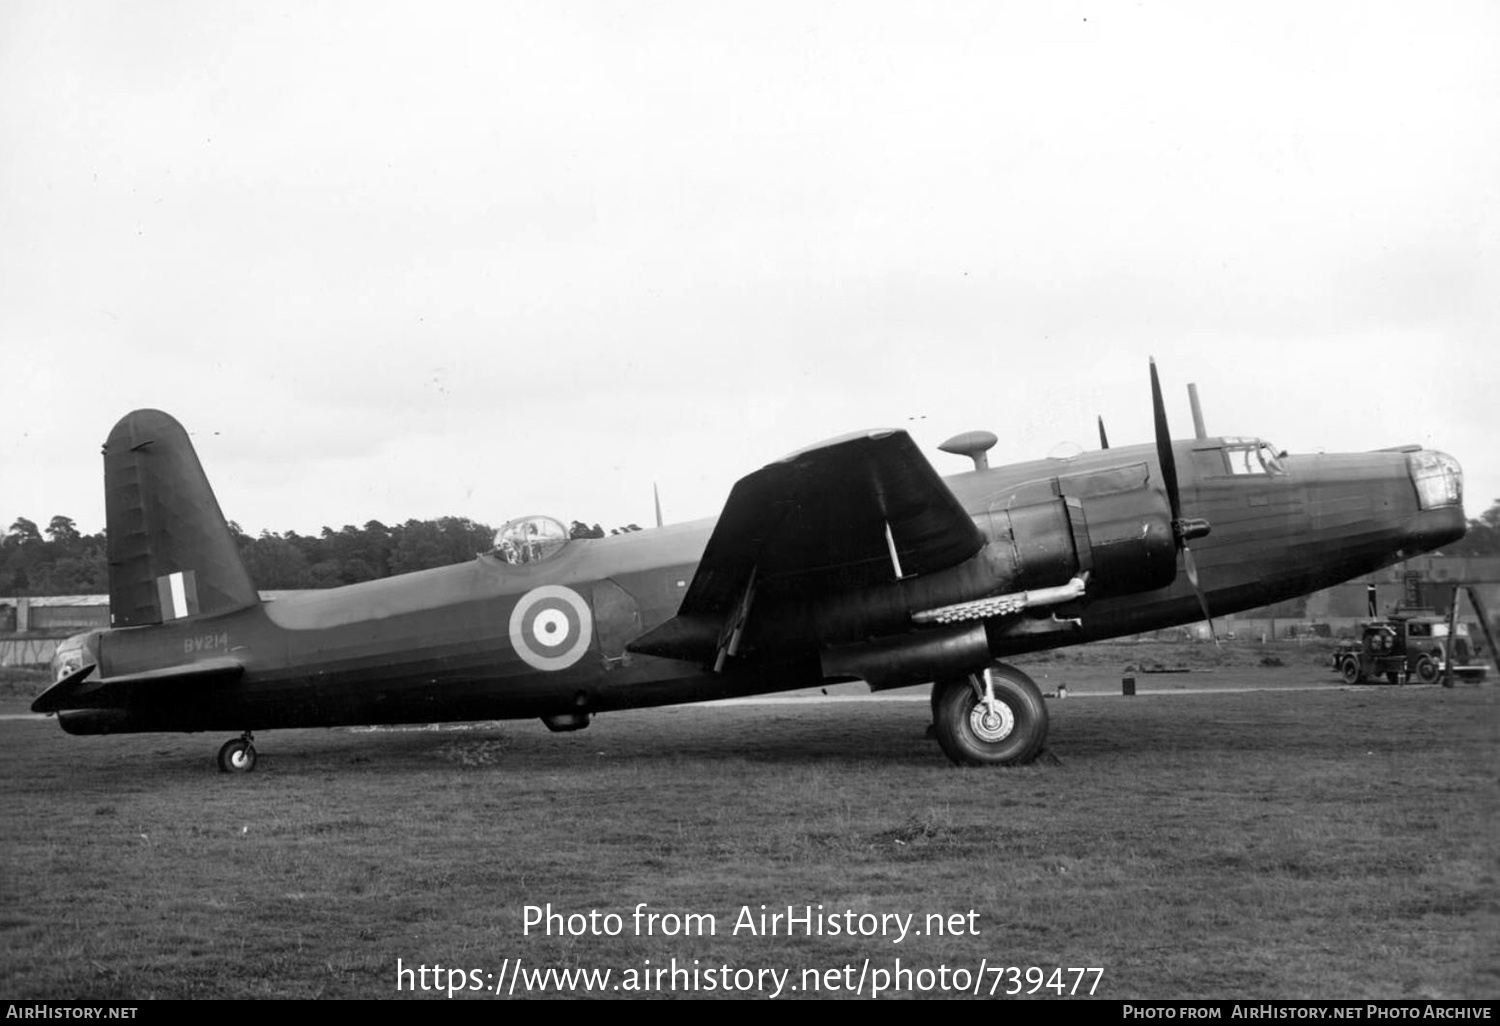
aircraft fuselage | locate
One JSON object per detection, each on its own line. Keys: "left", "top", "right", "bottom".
{"left": 55, "top": 436, "right": 1465, "bottom": 737}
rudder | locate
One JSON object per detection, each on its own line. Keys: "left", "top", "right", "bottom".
{"left": 105, "top": 410, "right": 260, "bottom": 627}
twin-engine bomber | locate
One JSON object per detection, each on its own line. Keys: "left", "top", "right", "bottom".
{"left": 33, "top": 363, "right": 1467, "bottom": 770}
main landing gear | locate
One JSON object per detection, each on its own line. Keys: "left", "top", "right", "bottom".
{"left": 217, "top": 732, "right": 257, "bottom": 773}
{"left": 930, "top": 662, "right": 1048, "bottom": 767}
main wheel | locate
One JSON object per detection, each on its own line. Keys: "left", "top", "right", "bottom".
{"left": 932, "top": 663, "right": 1049, "bottom": 767}
{"left": 1414, "top": 656, "right": 1439, "bottom": 684}
{"left": 1340, "top": 657, "right": 1362, "bottom": 685}
{"left": 217, "top": 738, "right": 257, "bottom": 773}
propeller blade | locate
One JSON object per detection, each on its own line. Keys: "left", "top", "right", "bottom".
{"left": 1153, "top": 359, "right": 1217, "bottom": 645}
{"left": 1149, "top": 358, "right": 1182, "bottom": 524}
{"left": 1183, "top": 544, "right": 1219, "bottom": 647}
{"left": 1097, "top": 416, "right": 1110, "bottom": 450}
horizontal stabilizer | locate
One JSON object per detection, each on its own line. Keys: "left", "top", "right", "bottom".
{"left": 31, "top": 663, "right": 99, "bottom": 715}
{"left": 31, "top": 657, "right": 244, "bottom": 714}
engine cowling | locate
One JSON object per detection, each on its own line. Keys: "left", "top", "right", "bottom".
{"left": 989, "top": 462, "right": 1178, "bottom": 599}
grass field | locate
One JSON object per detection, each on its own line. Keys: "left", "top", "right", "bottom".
{"left": 0, "top": 649, "right": 1496, "bottom": 1000}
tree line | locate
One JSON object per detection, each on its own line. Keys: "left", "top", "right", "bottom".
{"left": 1, "top": 516, "right": 642, "bottom": 595}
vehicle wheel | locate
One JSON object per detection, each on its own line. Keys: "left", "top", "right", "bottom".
{"left": 933, "top": 663, "right": 1049, "bottom": 767}
{"left": 217, "top": 738, "right": 257, "bottom": 773}
{"left": 1340, "top": 657, "right": 1362, "bottom": 685}
{"left": 1414, "top": 656, "right": 1439, "bottom": 685}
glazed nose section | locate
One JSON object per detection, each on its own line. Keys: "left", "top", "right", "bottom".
{"left": 1407, "top": 451, "right": 1463, "bottom": 511}
{"left": 1403, "top": 450, "right": 1466, "bottom": 554}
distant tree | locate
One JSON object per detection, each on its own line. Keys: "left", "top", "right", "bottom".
{"left": 226, "top": 521, "right": 254, "bottom": 551}
{"left": 7, "top": 518, "right": 41, "bottom": 545}
{"left": 280, "top": 530, "right": 322, "bottom": 568}
{"left": 217, "top": 517, "right": 491, "bottom": 588}
{"left": 0, "top": 516, "right": 107, "bottom": 594}
{"left": 45, "top": 516, "right": 80, "bottom": 545}
{"left": 242, "top": 534, "right": 310, "bottom": 589}
{"left": 314, "top": 525, "right": 383, "bottom": 584}
{"left": 361, "top": 521, "right": 392, "bottom": 578}
{"left": 338, "top": 557, "right": 378, "bottom": 584}
{"left": 388, "top": 517, "right": 494, "bottom": 575}
{"left": 305, "top": 560, "right": 346, "bottom": 589}
{"left": 1446, "top": 498, "right": 1500, "bottom": 556}
{"left": 35, "top": 555, "right": 104, "bottom": 594}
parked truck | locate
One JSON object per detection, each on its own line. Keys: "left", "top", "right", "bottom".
{"left": 1332, "top": 614, "right": 1488, "bottom": 684}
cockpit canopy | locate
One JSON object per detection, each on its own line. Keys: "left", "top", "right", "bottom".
{"left": 1195, "top": 437, "right": 1285, "bottom": 477}
{"left": 493, "top": 515, "right": 570, "bottom": 565}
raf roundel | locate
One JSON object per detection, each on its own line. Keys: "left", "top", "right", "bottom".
{"left": 509, "top": 585, "right": 594, "bottom": 671}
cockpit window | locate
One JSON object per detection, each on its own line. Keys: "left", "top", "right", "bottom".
{"left": 1226, "top": 441, "right": 1284, "bottom": 476}
{"left": 493, "top": 516, "right": 570, "bottom": 565}
{"left": 1257, "top": 443, "right": 1284, "bottom": 474}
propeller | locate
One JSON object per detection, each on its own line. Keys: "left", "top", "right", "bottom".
{"left": 1097, "top": 415, "right": 1110, "bottom": 450}
{"left": 1149, "top": 358, "right": 1217, "bottom": 644}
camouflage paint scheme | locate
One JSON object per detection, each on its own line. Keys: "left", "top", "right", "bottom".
{"left": 33, "top": 384, "right": 1466, "bottom": 767}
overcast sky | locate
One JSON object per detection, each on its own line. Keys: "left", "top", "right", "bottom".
{"left": 2, "top": 1, "right": 1497, "bottom": 541}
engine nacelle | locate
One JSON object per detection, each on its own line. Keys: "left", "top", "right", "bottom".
{"left": 820, "top": 622, "right": 991, "bottom": 691}
{"left": 1069, "top": 492, "right": 1177, "bottom": 598}
{"left": 989, "top": 463, "right": 1178, "bottom": 599}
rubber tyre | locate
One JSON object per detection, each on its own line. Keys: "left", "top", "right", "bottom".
{"left": 933, "top": 664, "right": 1049, "bottom": 767}
{"left": 1414, "top": 657, "right": 1439, "bottom": 685}
{"left": 217, "top": 739, "right": 257, "bottom": 773}
{"left": 1340, "top": 657, "right": 1362, "bottom": 685}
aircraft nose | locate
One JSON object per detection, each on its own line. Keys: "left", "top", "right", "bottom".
{"left": 1402, "top": 450, "right": 1466, "bottom": 554}
{"left": 1407, "top": 450, "right": 1463, "bottom": 511}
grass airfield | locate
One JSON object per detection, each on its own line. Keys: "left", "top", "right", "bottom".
{"left": 1, "top": 641, "right": 1495, "bottom": 1001}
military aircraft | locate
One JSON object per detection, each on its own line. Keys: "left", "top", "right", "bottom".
{"left": 32, "top": 363, "right": 1467, "bottom": 771}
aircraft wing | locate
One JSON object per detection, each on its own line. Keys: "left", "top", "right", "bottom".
{"left": 630, "top": 429, "right": 984, "bottom": 663}
{"left": 30, "top": 657, "right": 245, "bottom": 714}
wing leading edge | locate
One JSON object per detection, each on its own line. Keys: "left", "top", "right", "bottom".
{"left": 630, "top": 430, "right": 985, "bottom": 665}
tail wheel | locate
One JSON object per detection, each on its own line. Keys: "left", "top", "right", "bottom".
{"left": 933, "top": 663, "right": 1049, "bottom": 767}
{"left": 1415, "top": 656, "right": 1439, "bottom": 684}
{"left": 1340, "top": 657, "right": 1362, "bottom": 685}
{"left": 217, "top": 736, "right": 257, "bottom": 773}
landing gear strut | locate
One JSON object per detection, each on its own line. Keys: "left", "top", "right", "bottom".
{"left": 217, "top": 732, "right": 257, "bottom": 773}
{"left": 932, "top": 663, "right": 1048, "bottom": 767}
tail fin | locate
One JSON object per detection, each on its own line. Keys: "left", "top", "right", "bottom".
{"left": 105, "top": 410, "right": 260, "bottom": 627}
